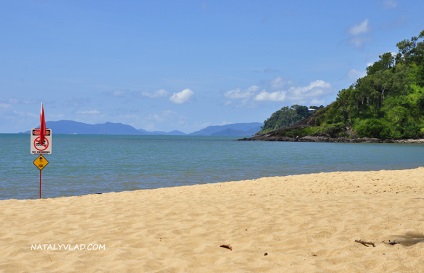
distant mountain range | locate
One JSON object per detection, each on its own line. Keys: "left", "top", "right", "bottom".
{"left": 190, "top": 122, "right": 262, "bottom": 136}
{"left": 23, "top": 120, "right": 262, "bottom": 137}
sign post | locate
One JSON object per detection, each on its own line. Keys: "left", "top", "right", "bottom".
{"left": 31, "top": 103, "right": 52, "bottom": 199}
{"left": 33, "top": 155, "right": 49, "bottom": 198}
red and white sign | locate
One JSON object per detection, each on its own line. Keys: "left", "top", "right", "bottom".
{"left": 31, "top": 103, "right": 52, "bottom": 154}
{"left": 31, "top": 128, "right": 52, "bottom": 154}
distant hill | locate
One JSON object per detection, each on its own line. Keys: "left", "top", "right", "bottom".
{"left": 45, "top": 120, "right": 143, "bottom": 135}
{"left": 24, "top": 120, "right": 262, "bottom": 136}
{"left": 138, "top": 129, "right": 186, "bottom": 136}
{"left": 189, "top": 122, "right": 262, "bottom": 136}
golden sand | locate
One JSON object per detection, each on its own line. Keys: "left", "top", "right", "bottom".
{"left": 1, "top": 168, "right": 423, "bottom": 272}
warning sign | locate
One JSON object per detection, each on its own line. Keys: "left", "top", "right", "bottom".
{"left": 31, "top": 128, "right": 52, "bottom": 154}
{"left": 33, "top": 155, "right": 49, "bottom": 170}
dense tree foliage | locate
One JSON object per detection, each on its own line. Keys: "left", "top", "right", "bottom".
{"left": 259, "top": 30, "right": 424, "bottom": 139}
{"left": 260, "top": 105, "right": 317, "bottom": 133}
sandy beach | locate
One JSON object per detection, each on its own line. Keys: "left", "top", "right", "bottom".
{"left": 1, "top": 168, "right": 423, "bottom": 273}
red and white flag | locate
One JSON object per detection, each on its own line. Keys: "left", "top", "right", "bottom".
{"left": 40, "top": 103, "right": 46, "bottom": 144}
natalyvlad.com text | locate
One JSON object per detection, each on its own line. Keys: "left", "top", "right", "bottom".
{"left": 30, "top": 243, "right": 106, "bottom": 251}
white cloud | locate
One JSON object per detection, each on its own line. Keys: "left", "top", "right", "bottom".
{"left": 348, "top": 19, "right": 370, "bottom": 48}
{"left": 289, "top": 81, "right": 327, "bottom": 100}
{"left": 225, "top": 77, "right": 332, "bottom": 104}
{"left": 142, "top": 89, "right": 169, "bottom": 98}
{"left": 270, "top": 77, "right": 285, "bottom": 89}
{"left": 170, "top": 88, "right": 194, "bottom": 104}
{"left": 224, "top": 85, "right": 258, "bottom": 99}
{"left": 349, "top": 19, "right": 369, "bottom": 36}
{"left": 297, "top": 80, "right": 330, "bottom": 93}
{"left": 256, "top": 80, "right": 331, "bottom": 102}
{"left": 255, "top": 91, "right": 286, "bottom": 102}
{"left": 77, "top": 110, "right": 101, "bottom": 115}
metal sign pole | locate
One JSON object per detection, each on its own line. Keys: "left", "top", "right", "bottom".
{"left": 40, "top": 169, "right": 42, "bottom": 199}
{"left": 33, "top": 155, "right": 48, "bottom": 199}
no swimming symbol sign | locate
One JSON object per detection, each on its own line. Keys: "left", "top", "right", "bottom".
{"left": 31, "top": 128, "right": 52, "bottom": 154}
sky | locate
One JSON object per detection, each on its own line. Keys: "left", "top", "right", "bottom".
{"left": 1, "top": 0, "right": 423, "bottom": 133}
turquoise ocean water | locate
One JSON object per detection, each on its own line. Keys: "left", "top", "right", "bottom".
{"left": 1, "top": 133, "right": 424, "bottom": 200}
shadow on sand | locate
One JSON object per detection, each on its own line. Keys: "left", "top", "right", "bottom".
{"left": 389, "top": 232, "right": 424, "bottom": 246}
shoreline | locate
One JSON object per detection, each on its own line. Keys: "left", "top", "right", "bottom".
{"left": 1, "top": 168, "right": 423, "bottom": 272}
{"left": 239, "top": 135, "right": 424, "bottom": 143}
{"left": 2, "top": 166, "right": 423, "bottom": 202}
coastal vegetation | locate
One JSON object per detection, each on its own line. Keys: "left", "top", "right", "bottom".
{"left": 256, "top": 29, "right": 424, "bottom": 140}
{"left": 259, "top": 105, "right": 323, "bottom": 134}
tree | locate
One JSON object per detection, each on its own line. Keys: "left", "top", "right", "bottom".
{"left": 256, "top": 29, "right": 424, "bottom": 140}
{"left": 367, "top": 52, "right": 394, "bottom": 75}
{"left": 260, "top": 105, "right": 313, "bottom": 133}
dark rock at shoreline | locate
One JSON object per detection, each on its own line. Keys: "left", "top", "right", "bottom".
{"left": 239, "top": 135, "right": 424, "bottom": 144}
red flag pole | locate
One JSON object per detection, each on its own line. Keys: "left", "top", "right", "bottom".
{"left": 40, "top": 103, "right": 46, "bottom": 145}
{"left": 40, "top": 170, "right": 42, "bottom": 199}
{"left": 39, "top": 103, "right": 45, "bottom": 199}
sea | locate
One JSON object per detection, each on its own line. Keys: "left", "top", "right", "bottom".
{"left": 1, "top": 133, "right": 424, "bottom": 200}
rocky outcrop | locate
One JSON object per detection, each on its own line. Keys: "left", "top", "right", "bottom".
{"left": 239, "top": 135, "right": 424, "bottom": 144}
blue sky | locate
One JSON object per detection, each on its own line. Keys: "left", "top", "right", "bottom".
{"left": 1, "top": 0, "right": 423, "bottom": 133}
